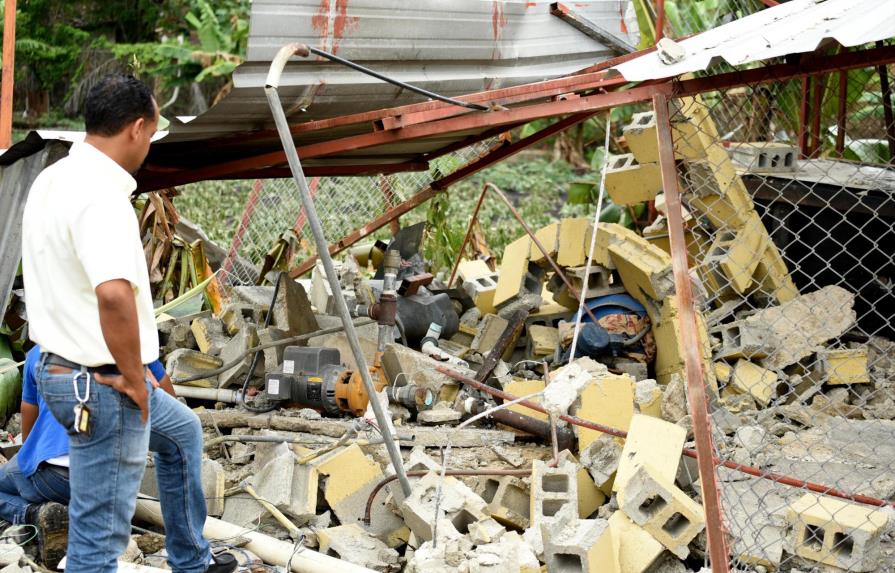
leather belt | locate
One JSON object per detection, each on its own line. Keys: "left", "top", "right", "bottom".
{"left": 43, "top": 353, "right": 121, "bottom": 376}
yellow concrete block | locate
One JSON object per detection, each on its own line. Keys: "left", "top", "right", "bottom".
{"left": 638, "top": 387, "right": 663, "bottom": 418}
{"left": 573, "top": 374, "right": 635, "bottom": 453}
{"left": 457, "top": 259, "right": 492, "bottom": 281}
{"left": 820, "top": 348, "right": 870, "bottom": 385}
{"left": 622, "top": 111, "right": 706, "bottom": 165}
{"left": 614, "top": 414, "right": 686, "bottom": 494}
{"left": 458, "top": 323, "right": 479, "bottom": 336}
{"left": 670, "top": 118, "right": 706, "bottom": 161}
{"left": 528, "top": 325, "right": 559, "bottom": 357}
{"left": 709, "top": 213, "right": 769, "bottom": 294}
{"left": 652, "top": 297, "right": 718, "bottom": 396}
{"left": 788, "top": 493, "right": 889, "bottom": 572}
{"left": 557, "top": 450, "right": 606, "bottom": 519}
{"left": 604, "top": 154, "right": 662, "bottom": 206}
{"left": 315, "top": 444, "right": 383, "bottom": 507}
{"left": 682, "top": 162, "right": 754, "bottom": 230}
{"left": 504, "top": 378, "right": 547, "bottom": 422}
{"left": 595, "top": 223, "right": 674, "bottom": 304}
{"left": 608, "top": 511, "right": 665, "bottom": 573}
{"left": 557, "top": 218, "right": 593, "bottom": 267}
{"left": 752, "top": 242, "right": 799, "bottom": 304}
{"left": 714, "top": 362, "right": 733, "bottom": 384}
{"left": 618, "top": 463, "right": 706, "bottom": 559}
{"left": 731, "top": 359, "right": 777, "bottom": 407}
{"left": 529, "top": 222, "right": 560, "bottom": 266}
{"left": 494, "top": 236, "right": 532, "bottom": 308}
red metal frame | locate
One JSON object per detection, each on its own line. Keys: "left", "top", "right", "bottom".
{"left": 137, "top": 43, "right": 895, "bottom": 192}
{"left": 654, "top": 92, "right": 730, "bottom": 572}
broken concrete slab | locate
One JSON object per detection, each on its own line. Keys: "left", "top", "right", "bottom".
{"left": 742, "top": 285, "right": 856, "bottom": 370}
{"left": 816, "top": 347, "right": 870, "bottom": 385}
{"left": 572, "top": 372, "right": 635, "bottom": 453}
{"left": 190, "top": 316, "right": 229, "bottom": 356}
{"left": 543, "top": 518, "right": 615, "bottom": 573}
{"left": 382, "top": 343, "right": 472, "bottom": 402}
{"left": 273, "top": 277, "right": 319, "bottom": 338}
{"left": 218, "top": 324, "right": 262, "bottom": 388}
{"left": 316, "top": 524, "right": 400, "bottom": 572}
{"left": 166, "top": 349, "right": 222, "bottom": 388}
{"left": 400, "top": 471, "right": 490, "bottom": 543}
{"left": 608, "top": 511, "right": 665, "bottom": 573}
{"left": 580, "top": 433, "right": 623, "bottom": 493}
{"left": 256, "top": 326, "right": 289, "bottom": 372}
{"left": 730, "top": 359, "right": 778, "bottom": 407}
{"left": 470, "top": 314, "right": 510, "bottom": 355}
{"left": 477, "top": 475, "right": 531, "bottom": 530}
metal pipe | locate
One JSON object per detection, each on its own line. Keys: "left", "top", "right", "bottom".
{"left": 0, "top": 0, "right": 15, "bottom": 150}
{"left": 810, "top": 73, "right": 826, "bottom": 157}
{"left": 447, "top": 182, "right": 490, "bottom": 288}
{"left": 264, "top": 43, "right": 412, "bottom": 498}
{"left": 799, "top": 76, "right": 811, "bottom": 159}
{"left": 877, "top": 41, "right": 895, "bottom": 159}
{"left": 836, "top": 68, "right": 848, "bottom": 157}
{"left": 174, "top": 385, "right": 242, "bottom": 403}
{"left": 654, "top": 93, "right": 730, "bottom": 572}
{"left": 436, "top": 364, "right": 895, "bottom": 511}
{"left": 655, "top": 0, "right": 665, "bottom": 43}
{"left": 462, "top": 397, "right": 575, "bottom": 451}
{"left": 243, "top": 483, "right": 302, "bottom": 539}
{"left": 363, "top": 468, "right": 531, "bottom": 526}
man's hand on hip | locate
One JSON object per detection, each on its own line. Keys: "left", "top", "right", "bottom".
{"left": 94, "top": 371, "right": 150, "bottom": 423}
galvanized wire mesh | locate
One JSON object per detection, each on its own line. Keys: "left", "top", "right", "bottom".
{"left": 218, "top": 140, "right": 495, "bottom": 286}
{"left": 658, "top": 69, "right": 895, "bottom": 572}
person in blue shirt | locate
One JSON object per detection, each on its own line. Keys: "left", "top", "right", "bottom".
{"left": 0, "top": 346, "right": 170, "bottom": 566}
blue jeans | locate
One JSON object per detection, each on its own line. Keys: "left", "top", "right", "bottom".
{"left": 37, "top": 360, "right": 210, "bottom": 573}
{"left": 0, "top": 456, "right": 69, "bottom": 524}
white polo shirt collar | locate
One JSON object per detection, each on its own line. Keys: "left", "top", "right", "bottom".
{"left": 68, "top": 141, "right": 138, "bottom": 195}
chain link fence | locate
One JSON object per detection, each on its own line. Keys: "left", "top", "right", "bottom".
{"left": 217, "top": 140, "right": 496, "bottom": 286}
{"left": 657, "top": 68, "right": 895, "bottom": 571}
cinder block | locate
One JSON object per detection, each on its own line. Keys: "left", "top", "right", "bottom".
{"left": 529, "top": 459, "right": 579, "bottom": 554}
{"left": 257, "top": 326, "right": 289, "bottom": 372}
{"left": 653, "top": 297, "right": 718, "bottom": 394}
{"left": 730, "top": 359, "right": 777, "bottom": 407}
{"left": 623, "top": 111, "right": 706, "bottom": 164}
{"left": 816, "top": 348, "right": 870, "bottom": 385}
{"left": 462, "top": 272, "right": 499, "bottom": 315}
{"left": 714, "top": 361, "right": 732, "bottom": 384}
{"left": 165, "top": 349, "right": 222, "bottom": 388}
{"left": 217, "top": 324, "right": 262, "bottom": 388}
{"left": 752, "top": 242, "right": 799, "bottom": 304}
{"left": 219, "top": 303, "right": 261, "bottom": 336}
{"left": 634, "top": 379, "right": 663, "bottom": 418}
{"left": 712, "top": 320, "right": 773, "bottom": 361}
{"left": 494, "top": 236, "right": 532, "bottom": 308}
{"left": 704, "top": 213, "right": 769, "bottom": 294}
{"left": 680, "top": 160, "right": 754, "bottom": 230}
{"left": 618, "top": 464, "right": 706, "bottom": 558}
{"left": 190, "top": 316, "right": 229, "bottom": 356}
{"left": 470, "top": 313, "right": 510, "bottom": 355}
{"left": 457, "top": 259, "right": 492, "bottom": 282}
{"left": 728, "top": 142, "right": 797, "bottom": 173}
{"left": 572, "top": 373, "right": 635, "bottom": 453}
{"left": 566, "top": 264, "right": 624, "bottom": 299}
{"left": 614, "top": 414, "right": 686, "bottom": 494}
{"left": 580, "top": 433, "right": 623, "bottom": 492}
{"left": 529, "top": 222, "right": 560, "bottom": 266}
{"left": 787, "top": 493, "right": 889, "bottom": 572}
{"left": 557, "top": 450, "right": 606, "bottom": 518}
{"left": 604, "top": 153, "right": 662, "bottom": 206}
{"left": 400, "top": 471, "right": 490, "bottom": 542}
{"left": 543, "top": 518, "right": 616, "bottom": 573}
{"left": 477, "top": 475, "right": 531, "bottom": 529}
{"left": 600, "top": 225, "right": 675, "bottom": 303}
{"left": 557, "top": 218, "right": 593, "bottom": 267}
{"left": 315, "top": 444, "right": 405, "bottom": 540}
{"left": 608, "top": 511, "right": 665, "bottom": 573}
{"left": 527, "top": 324, "right": 558, "bottom": 357}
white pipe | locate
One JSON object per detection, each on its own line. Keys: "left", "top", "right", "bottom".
{"left": 173, "top": 385, "right": 242, "bottom": 403}
{"left": 134, "top": 500, "right": 376, "bottom": 573}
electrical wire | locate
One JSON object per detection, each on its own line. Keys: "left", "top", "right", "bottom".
{"left": 239, "top": 272, "right": 284, "bottom": 413}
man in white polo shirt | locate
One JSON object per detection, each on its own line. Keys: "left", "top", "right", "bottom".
{"left": 21, "top": 74, "right": 235, "bottom": 573}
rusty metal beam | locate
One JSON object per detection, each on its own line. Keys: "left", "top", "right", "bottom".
{"left": 0, "top": 0, "right": 16, "bottom": 150}
{"left": 836, "top": 69, "right": 848, "bottom": 157}
{"left": 550, "top": 2, "right": 636, "bottom": 55}
{"left": 139, "top": 43, "right": 895, "bottom": 190}
{"left": 653, "top": 92, "right": 730, "bottom": 572}
{"left": 799, "top": 77, "right": 811, "bottom": 159}
{"left": 878, "top": 42, "right": 895, "bottom": 160}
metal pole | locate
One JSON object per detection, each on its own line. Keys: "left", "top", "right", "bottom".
{"left": 447, "top": 182, "right": 490, "bottom": 288}
{"left": 877, "top": 42, "right": 895, "bottom": 159}
{"left": 264, "top": 43, "right": 411, "bottom": 497}
{"left": 653, "top": 93, "right": 730, "bottom": 572}
{"left": 0, "top": 0, "right": 16, "bottom": 150}
{"left": 836, "top": 68, "right": 848, "bottom": 157}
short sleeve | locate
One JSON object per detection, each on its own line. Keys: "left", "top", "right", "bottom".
{"left": 148, "top": 360, "right": 166, "bottom": 382}
{"left": 70, "top": 195, "right": 143, "bottom": 290}
{"left": 22, "top": 346, "right": 42, "bottom": 405}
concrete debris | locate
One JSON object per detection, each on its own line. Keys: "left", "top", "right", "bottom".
{"left": 317, "top": 524, "right": 400, "bottom": 572}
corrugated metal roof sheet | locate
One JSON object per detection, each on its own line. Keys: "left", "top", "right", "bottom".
{"left": 612, "top": 0, "right": 895, "bottom": 82}
{"left": 159, "top": 0, "right": 635, "bottom": 144}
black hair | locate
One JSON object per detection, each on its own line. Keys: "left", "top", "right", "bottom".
{"left": 84, "top": 74, "right": 156, "bottom": 136}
